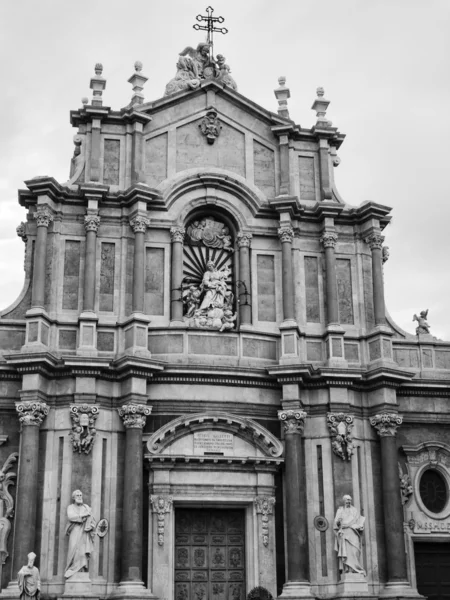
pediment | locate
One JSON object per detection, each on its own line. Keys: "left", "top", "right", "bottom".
{"left": 146, "top": 411, "right": 283, "bottom": 461}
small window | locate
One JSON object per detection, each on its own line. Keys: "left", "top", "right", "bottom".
{"left": 419, "top": 469, "right": 447, "bottom": 514}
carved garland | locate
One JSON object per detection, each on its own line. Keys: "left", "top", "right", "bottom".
{"left": 255, "top": 496, "right": 275, "bottom": 547}
{"left": 150, "top": 495, "right": 173, "bottom": 546}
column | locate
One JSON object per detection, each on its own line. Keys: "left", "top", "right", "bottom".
{"left": 278, "top": 409, "right": 312, "bottom": 596}
{"left": 11, "top": 401, "right": 49, "bottom": 582}
{"left": 31, "top": 207, "right": 53, "bottom": 309}
{"left": 370, "top": 413, "right": 409, "bottom": 587}
{"left": 117, "top": 404, "right": 151, "bottom": 593}
{"left": 278, "top": 225, "right": 295, "bottom": 322}
{"left": 365, "top": 232, "right": 386, "bottom": 327}
{"left": 130, "top": 215, "right": 150, "bottom": 314}
{"left": 320, "top": 231, "right": 339, "bottom": 325}
{"left": 170, "top": 226, "right": 185, "bottom": 322}
{"left": 82, "top": 214, "right": 100, "bottom": 312}
{"left": 237, "top": 232, "right": 252, "bottom": 326}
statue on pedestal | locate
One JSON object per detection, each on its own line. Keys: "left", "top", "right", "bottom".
{"left": 333, "top": 495, "right": 366, "bottom": 575}
{"left": 18, "top": 552, "right": 40, "bottom": 600}
{"left": 64, "top": 490, "right": 97, "bottom": 578}
{"left": 413, "top": 309, "right": 430, "bottom": 334}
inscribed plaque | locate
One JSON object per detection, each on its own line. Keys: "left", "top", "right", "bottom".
{"left": 193, "top": 432, "right": 234, "bottom": 454}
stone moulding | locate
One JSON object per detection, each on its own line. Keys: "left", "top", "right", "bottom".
{"left": 146, "top": 411, "right": 284, "bottom": 458}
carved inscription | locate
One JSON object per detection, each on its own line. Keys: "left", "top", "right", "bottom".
{"left": 193, "top": 432, "right": 233, "bottom": 453}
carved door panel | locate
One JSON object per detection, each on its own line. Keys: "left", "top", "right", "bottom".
{"left": 175, "top": 508, "right": 246, "bottom": 600}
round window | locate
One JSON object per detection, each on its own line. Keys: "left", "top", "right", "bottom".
{"left": 419, "top": 469, "right": 448, "bottom": 514}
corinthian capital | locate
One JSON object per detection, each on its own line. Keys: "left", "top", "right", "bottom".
{"left": 278, "top": 409, "right": 307, "bottom": 434}
{"left": 170, "top": 226, "right": 186, "bottom": 243}
{"left": 84, "top": 214, "right": 100, "bottom": 233}
{"left": 237, "top": 232, "right": 252, "bottom": 248}
{"left": 278, "top": 225, "right": 294, "bottom": 244}
{"left": 320, "top": 231, "right": 338, "bottom": 249}
{"left": 34, "top": 207, "right": 54, "bottom": 228}
{"left": 129, "top": 215, "right": 150, "bottom": 234}
{"left": 118, "top": 404, "right": 152, "bottom": 429}
{"left": 370, "top": 413, "right": 403, "bottom": 437}
{"left": 16, "top": 401, "right": 49, "bottom": 427}
{"left": 365, "top": 232, "right": 385, "bottom": 250}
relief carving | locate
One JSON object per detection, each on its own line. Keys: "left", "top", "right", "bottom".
{"left": 69, "top": 404, "right": 99, "bottom": 455}
{"left": 327, "top": 413, "right": 354, "bottom": 460}
{"left": 151, "top": 495, "right": 173, "bottom": 546}
{"left": 398, "top": 463, "right": 413, "bottom": 505}
{"left": 255, "top": 496, "right": 275, "bottom": 546}
{"left": 0, "top": 453, "right": 18, "bottom": 580}
{"left": 199, "top": 108, "right": 222, "bottom": 144}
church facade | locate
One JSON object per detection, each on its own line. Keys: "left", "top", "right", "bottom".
{"left": 0, "top": 37, "right": 449, "bottom": 600}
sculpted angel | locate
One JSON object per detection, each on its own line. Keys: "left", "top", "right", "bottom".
{"left": 413, "top": 309, "right": 430, "bottom": 334}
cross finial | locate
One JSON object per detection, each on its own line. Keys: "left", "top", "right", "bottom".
{"left": 193, "top": 7, "right": 228, "bottom": 57}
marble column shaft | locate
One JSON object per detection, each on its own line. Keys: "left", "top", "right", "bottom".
{"left": 12, "top": 401, "right": 48, "bottom": 575}
{"left": 237, "top": 233, "right": 252, "bottom": 325}
{"left": 83, "top": 215, "right": 100, "bottom": 312}
{"left": 366, "top": 233, "right": 386, "bottom": 326}
{"left": 170, "top": 227, "right": 185, "bottom": 321}
{"left": 278, "top": 226, "right": 295, "bottom": 321}
{"left": 320, "top": 232, "right": 339, "bottom": 325}
{"left": 118, "top": 404, "right": 151, "bottom": 584}
{"left": 371, "top": 413, "right": 408, "bottom": 583}
{"left": 278, "top": 410, "right": 309, "bottom": 583}
{"left": 31, "top": 208, "right": 53, "bottom": 309}
{"left": 130, "top": 216, "right": 150, "bottom": 314}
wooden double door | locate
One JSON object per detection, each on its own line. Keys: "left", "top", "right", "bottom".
{"left": 415, "top": 542, "right": 450, "bottom": 600}
{"left": 175, "top": 508, "right": 246, "bottom": 600}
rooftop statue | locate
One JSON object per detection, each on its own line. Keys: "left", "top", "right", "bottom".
{"left": 413, "top": 309, "right": 430, "bottom": 335}
{"left": 164, "top": 43, "right": 237, "bottom": 96}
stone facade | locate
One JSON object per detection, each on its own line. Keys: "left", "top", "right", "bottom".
{"left": 0, "top": 48, "right": 449, "bottom": 600}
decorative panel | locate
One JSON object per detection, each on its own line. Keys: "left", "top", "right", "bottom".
{"left": 125, "top": 239, "right": 134, "bottom": 316}
{"left": 304, "top": 256, "right": 320, "bottom": 323}
{"left": 62, "top": 240, "right": 81, "bottom": 310}
{"left": 103, "top": 139, "right": 120, "bottom": 185}
{"left": 257, "top": 255, "right": 276, "bottom": 322}
{"left": 145, "top": 248, "right": 165, "bottom": 315}
{"left": 253, "top": 141, "right": 275, "bottom": 198}
{"left": 145, "top": 133, "right": 168, "bottom": 187}
{"left": 299, "top": 156, "right": 316, "bottom": 200}
{"left": 362, "top": 254, "right": 374, "bottom": 329}
{"left": 336, "top": 258, "right": 354, "bottom": 324}
{"left": 99, "top": 243, "right": 115, "bottom": 312}
{"left": 175, "top": 508, "right": 245, "bottom": 600}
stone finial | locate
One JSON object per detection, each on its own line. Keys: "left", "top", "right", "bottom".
{"left": 118, "top": 404, "right": 151, "bottom": 429}
{"left": 311, "top": 86, "right": 331, "bottom": 126}
{"left": 278, "top": 409, "right": 307, "bottom": 434}
{"left": 128, "top": 60, "right": 148, "bottom": 107}
{"left": 90, "top": 63, "right": 106, "bottom": 107}
{"left": 370, "top": 413, "right": 403, "bottom": 437}
{"left": 81, "top": 97, "right": 88, "bottom": 106}
{"left": 16, "top": 401, "right": 49, "bottom": 427}
{"left": 274, "top": 76, "right": 290, "bottom": 119}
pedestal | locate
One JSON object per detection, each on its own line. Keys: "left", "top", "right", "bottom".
{"left": 325, "top": 324, "right": 347, "bottom": 367}
{"left": 122, "top": 314, "right": 151, "bottom": 358}
{"left": 278, "top": 581, "right": 315, "bottom": 599}
{"left": 22, "top": 308, "right": 51, "bottom": 352}
{"left": 337, "top": 573, "right": 369, "bottom": 594}
{"left": 280, "top": 322, "right": 299, "bottom": 364}
{"left": 62, "top": 572, "right": 99, "bottom": 600}
{"left": 77, "top": 312, "right": 98, "bottom": 356}
{"left": 110, "top": 581, "right": 157, "bottom": 599}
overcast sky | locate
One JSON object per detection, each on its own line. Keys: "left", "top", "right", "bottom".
{"left": 1, "top": 0, "right": 449, "bottom": 339}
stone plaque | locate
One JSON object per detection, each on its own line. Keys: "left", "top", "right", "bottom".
{"left": 193, "top": 432, "right": 234, "bottom": 454}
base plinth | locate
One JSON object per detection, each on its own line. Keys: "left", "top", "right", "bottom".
{"left": 337, "top": 573, "right": 369, "bottom": 594}
{"left": 379, "top": 582, "right": 424, "bottom": 599}
{"left": 278, "top": 581, "right": 315, "bottom": 599}
{"left": 110, "top": 581, "right": 158, "bottom": 599}
{"left": 62, "top": 572, "right": 98, "bottom": 600}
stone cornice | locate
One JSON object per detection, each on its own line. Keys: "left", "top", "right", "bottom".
{"left": 268, "top": 196, "right": 303, "bottom": 218}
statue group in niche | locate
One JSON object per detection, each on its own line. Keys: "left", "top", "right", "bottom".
{"left": 334, "top": 495, "right": 366, "bottom": 576}
{"left": 183, "top": 261, "right": 236, "bottom": 332}
{"left": 186, "top": 217, "right": 233, "bottom": 252}
{"left": 164, "top": 42, "right": 237, "bottom": 96}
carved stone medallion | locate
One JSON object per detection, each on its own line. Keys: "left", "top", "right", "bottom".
{"left": 199, "top": 109, "right": 222, "bottom": 144}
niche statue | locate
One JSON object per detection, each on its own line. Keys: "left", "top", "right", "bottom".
{"left": 65, "top": 490, "right": 97, "bottom": 578}
{"left": 333, "top": 495, "right": 366, "bottom": 575}
{"left": 18, "top": 552, "right": 40, "bottom": 600}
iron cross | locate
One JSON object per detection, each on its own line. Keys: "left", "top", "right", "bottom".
{"left": 193, "top": 7, "right": 228, "bottom": 56}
